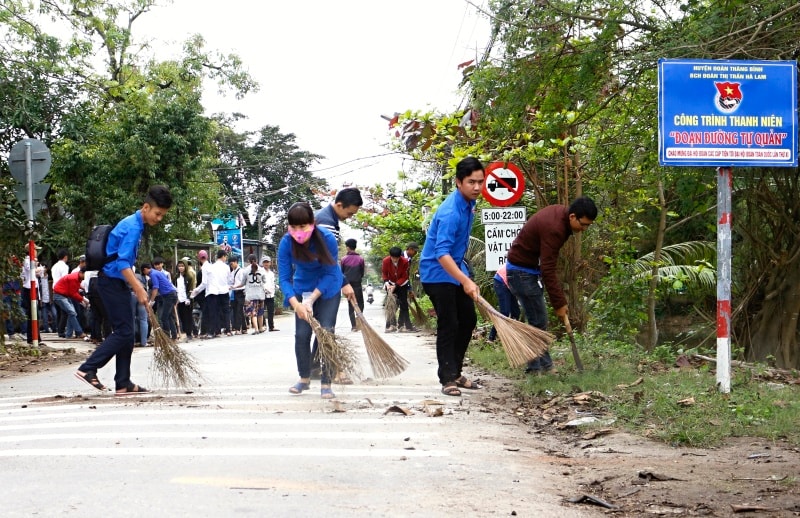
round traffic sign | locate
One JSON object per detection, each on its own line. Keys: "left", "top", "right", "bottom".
{"left": 482, "top": 161, "right": 525, "bottom": 207}
{"left": 8, "top": 138, "right": 52, "bottom": 183}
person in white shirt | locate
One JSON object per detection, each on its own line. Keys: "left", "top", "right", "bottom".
{"left": 51, "top": 249, "right": 70, "bottom": 337}
{"left": 38, "top": 264, "right": 55, "bottom": 333}
{"left": 262, "top": 256, "right": 278, "bottom": 332}
{"left": 228, "top": 256, "right": 247, "bottom": 334}
{"left": 173, "top": 259, "right": 196, "bottom": 341}
{"left": 233, "top": 254, "right": 267, "bottom": 334}
{"left": 192, "top": 249, "right": 231, "bottom": 338}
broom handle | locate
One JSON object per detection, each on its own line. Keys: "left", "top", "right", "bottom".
{"left": 562, "top": 314, "right": 585, "bottom": 372}
{"left": 145, "top": 304, "right": 163, "bottom": 332}
{"left": 347, "top": 295, "right": 363, "bottom": 317}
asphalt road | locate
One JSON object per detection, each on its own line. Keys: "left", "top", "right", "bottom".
{"left": 0, "top": 294, "right": 597, "bottom": 517}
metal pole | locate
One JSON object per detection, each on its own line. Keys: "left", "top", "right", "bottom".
{"left": 28, "top": 241, "right": 40, "bottom": 348}
{"left": 25, "top": 142, "right": 33, "bottom": 221}
{"left": 716, "top": 167, "right": 732, "bottom": 393}
{"left": 25, "top": 142, "right": 40, "bottom": 348}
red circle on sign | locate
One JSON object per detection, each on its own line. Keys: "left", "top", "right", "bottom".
{"left": 482, "top": 162, "right": 525, "bottom": 207}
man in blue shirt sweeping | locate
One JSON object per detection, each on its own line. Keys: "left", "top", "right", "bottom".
{"left": 75, "top": 185, "right": 173, "bottom": 395}
{"left": 420, "top": 157, "right": 485, "bottom": 397}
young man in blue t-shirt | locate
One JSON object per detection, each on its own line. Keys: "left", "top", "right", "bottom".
{"left": 75, "top": 185, "right": 173, "bottom": 395}
{"left": 420, "top": 157, "right": 485, "bottom": 397}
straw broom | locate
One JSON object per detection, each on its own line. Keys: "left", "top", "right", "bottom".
{"left": 308, "top": 314, "right": 360, "bottom": 380}
{"left": 409, "top": 294, "right": 431, "bottom": 329}
{"left": 146, "top": 305, "right": 202, "bottom": 388}
{"left": 348, "top": 297, "right": 409, "bottom": 378}
{"left": 384, "top": 290, "right": 398, "bottom": 323}
{"left": 475, "top": 295, "right": 555, "bottom": 368}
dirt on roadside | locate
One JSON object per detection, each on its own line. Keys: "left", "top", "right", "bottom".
{"left": 472, "top": 372, "right": 800, "bottom": 517}
{"left": 0, "top": 339, "right": 89, "bottom": 380}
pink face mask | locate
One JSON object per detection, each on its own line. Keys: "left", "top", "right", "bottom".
{"left": 289, "top": 225, "right": 315, "bottom": 244}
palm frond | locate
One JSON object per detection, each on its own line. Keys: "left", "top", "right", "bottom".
{"left": 631, "top": 240, "right": 717, "bottom": 294}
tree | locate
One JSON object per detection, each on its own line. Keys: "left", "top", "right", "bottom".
{"left": 1, "top": 0, "right": 257, "bottom": 261}
{"left": 212, "top": 122, "right": 326, "bottom": 244}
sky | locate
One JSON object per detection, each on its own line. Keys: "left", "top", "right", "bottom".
{"left": 136, "top": 0, "right": 491, "bottom": 190}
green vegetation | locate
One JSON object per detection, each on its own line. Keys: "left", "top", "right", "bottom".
{"left": 469, "top": 335, "right": 800, "bottom": 448}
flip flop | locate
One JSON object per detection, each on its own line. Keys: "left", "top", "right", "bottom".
{"left": 320, "top": 387, "right": 336, "bottom": 399}
{"left": 441, "top": 382, "right": 462, "bottom": 397}
{"left": 115, "top": 383, "right": 149, "bottom": 396}
{"left": 74, "top": 371, "right": 107, "bottom": 391}
{"left": 455, "top": 375, "right": 483, "bottom": 390}
{"left": 289, "top": 381, "right": 310, "bottom": 394}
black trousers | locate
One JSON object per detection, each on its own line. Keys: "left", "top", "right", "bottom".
{"left": 386, "top": 284, "right": 412, "bottom": 329}
{"left": 347, "top": 282, "right": 364, "bottom": 328}
{"left": 177, "top": 300, "right": 194, "bottom": 337}
{"left": 265, "top": 297, "right": 276, "bottom": 330}
{"left": 231, "top": 290, "right": 246, "bottom": 332}
{"left": 422, "top": 282, "right": 476, "bottom": 385}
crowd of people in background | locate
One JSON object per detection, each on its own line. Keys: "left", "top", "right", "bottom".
{"left": 3, "top": 246, "right": 280, "bottom": 347}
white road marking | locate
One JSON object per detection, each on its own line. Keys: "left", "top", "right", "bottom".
{"left": 0, "top": 447, "right": 449, "bottom": 457}
{"left": 0, "top": 431, "right": 433, "bottom": 442}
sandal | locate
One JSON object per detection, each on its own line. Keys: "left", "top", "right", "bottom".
{"left": 455, "top": 375, "right": 483, "bottom": 390}
{"left": 289, "top": 381, "right": 310, "bottom": 394}
{"left": 115, "top": 383, "right": 149, "bottom": 396}
{"left": 441, "top": 382, "right": 462, "bottom": 397}
{"left": 74, "top": 371, "right": 107, "bottom": 391}
{"left": 320, "top": 387, "right": 336, "bottom": 399}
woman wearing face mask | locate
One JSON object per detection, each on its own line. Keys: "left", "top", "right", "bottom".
{"left": 278, "top": 202, "right": 343, "bottom": 399}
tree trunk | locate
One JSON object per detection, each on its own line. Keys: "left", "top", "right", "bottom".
{"left": 645, "top": 180, "right": 667, "bottom": 351}
{"left": 747, "top": 258, "right": 800, "bottom": 368}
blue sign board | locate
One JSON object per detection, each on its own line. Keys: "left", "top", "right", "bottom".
{"left": 215, "top": 228, "right": 243, "bottom": 260}
{"left": 658, "top": 59, "right": 797, "bottom": 167}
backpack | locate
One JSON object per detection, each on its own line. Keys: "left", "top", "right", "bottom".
{"left": 85, "top": 224, "right": 118, "bottom": 271}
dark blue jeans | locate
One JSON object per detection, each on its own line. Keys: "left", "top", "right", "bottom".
{"left": 506, "top": 269, "right": 553, "bottom": 372}
{"left": 79, "top": 276, "right": 136, "bottom": 390}
{"left": 157, "top": 291, "right": 178, "bottom": 339}
{"left": 295, "top": 294, "right": 340, "bottom": 384}
{"left": 422, "top": 282, "right": 477, "bottom": 385}
{"left": 488, "top": 278, "right": 521, "bottom": 341}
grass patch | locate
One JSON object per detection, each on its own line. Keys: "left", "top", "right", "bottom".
{"left": 469, "top": 334, "right": 800, "bottom": 448}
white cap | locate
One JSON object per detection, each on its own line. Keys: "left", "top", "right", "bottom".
{"left": 261, "top": 256, "right": 271, "bottom": 263}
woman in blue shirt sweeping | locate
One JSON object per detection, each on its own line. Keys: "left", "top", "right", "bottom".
{"left": 278, "top": 202, "right": 343, "bottom": 399}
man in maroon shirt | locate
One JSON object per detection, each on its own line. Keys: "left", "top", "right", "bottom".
{"left": 506, "top": 196, "right": 597, "bottom": 373}
{"left": 340, "top": 238, "right": 365, "bottom": 332}
{"left": 382, "top": 246, "right": 415, "bottom": 332}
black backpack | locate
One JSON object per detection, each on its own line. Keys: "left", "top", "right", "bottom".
{"left": 85, "top": 224, "right": 118, "bottom": 271}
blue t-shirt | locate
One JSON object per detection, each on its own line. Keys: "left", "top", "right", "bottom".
{"left": 419, "top": 190, "right": 475, "bottom": 285}
{"left": 277, "top": 226, "right": 343, "bottom": 306}
{"left": 102, "top": 210, "right": 144, "bottom": 281}
{"left": 150, "top": 268, "right": 176, "bottom": 295}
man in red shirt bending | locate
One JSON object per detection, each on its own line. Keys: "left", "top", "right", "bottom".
{"left": 53, "top": 269, "right": 89, "bottom": 340}
{"left": 382, "top": 246, "right": 416, "bottom": 333}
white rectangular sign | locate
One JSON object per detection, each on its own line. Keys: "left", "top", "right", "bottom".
{"left": 481, "top": 207, "right": 526, "bottom": 225}
{"left": 484, "top": 223, "right": 524, "bottom": 271}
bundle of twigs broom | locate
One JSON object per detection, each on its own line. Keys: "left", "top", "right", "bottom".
{"left": 383, "top": 289, "right": 398, "bottom": 323}
{"left": 408, "top": 293, "right": 431, "bottom": 329}
{"left": 308, "top": 314, "right": 360, "bottom": 380}
{"left": 348, "top": 297, "right": 409, "bottom": 378}
{"left": 146, "top": 305, "right": 202, "bottom": 388}
{"left": 475, "top": 295, "right": 555, "bottom": 367}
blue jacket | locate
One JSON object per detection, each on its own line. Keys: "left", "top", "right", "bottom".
{"left": 278, "top": 226, "right": 343, "bottom": 305}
